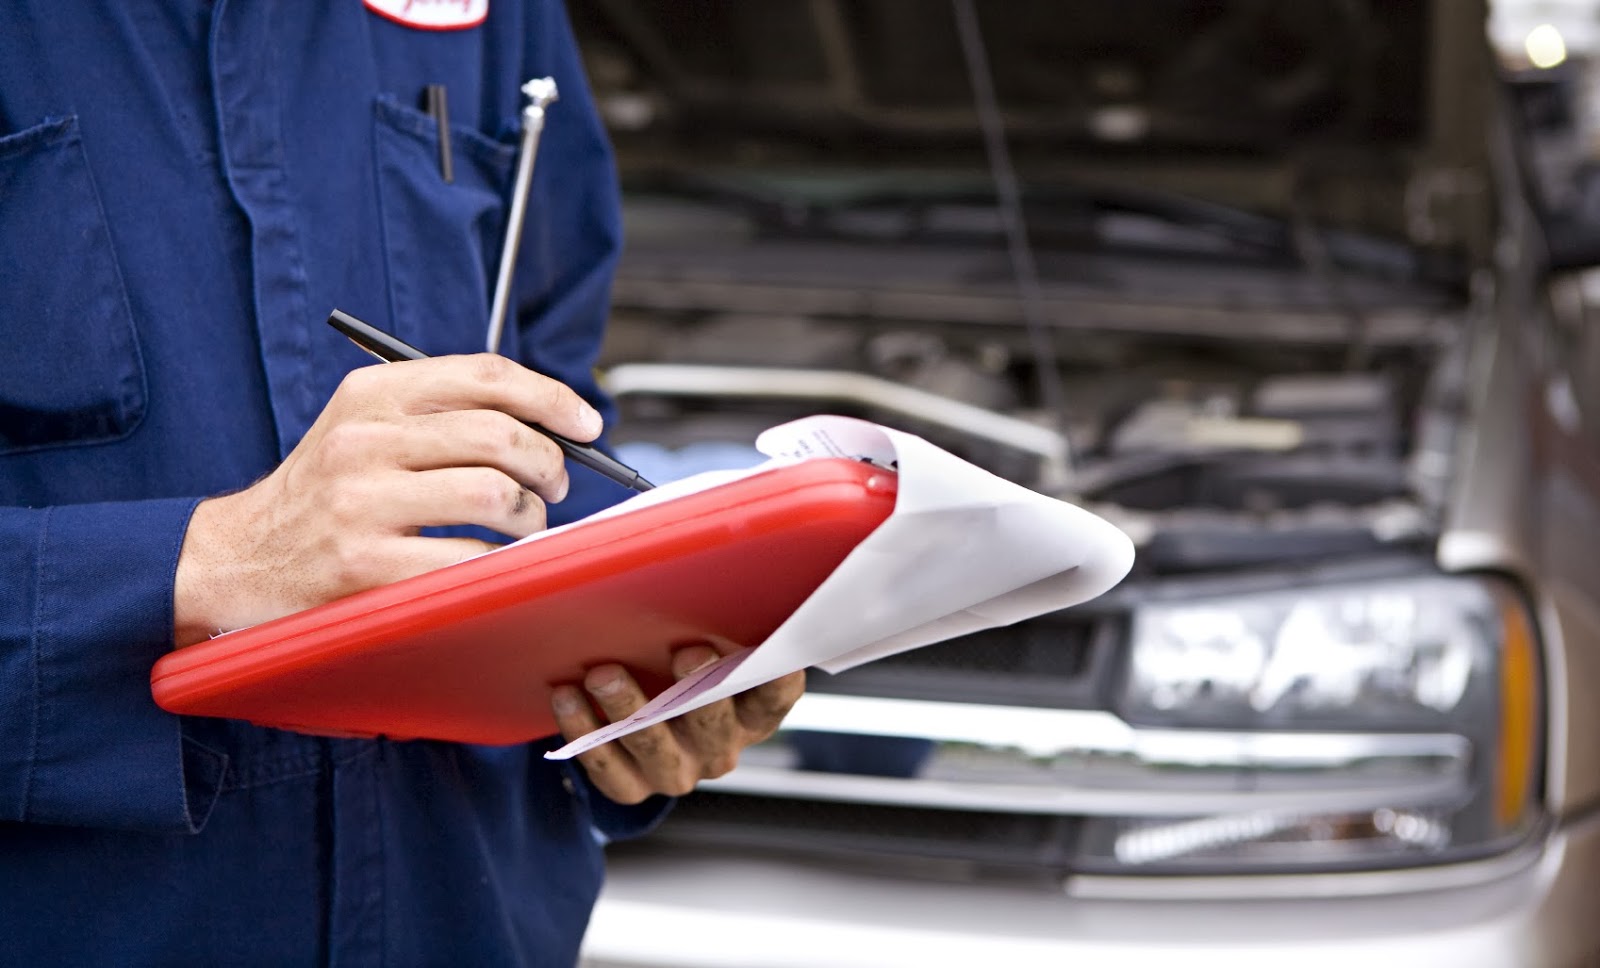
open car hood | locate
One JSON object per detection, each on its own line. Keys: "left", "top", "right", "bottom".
{"left": 571, "top": 0, "right": 1501, "bottom": 258}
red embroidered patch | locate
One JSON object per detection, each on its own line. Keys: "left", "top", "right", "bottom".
{"left": 363, "top": 0, "right": 487, "bottom": 31}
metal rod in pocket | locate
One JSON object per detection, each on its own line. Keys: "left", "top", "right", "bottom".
{"left": 486, "top": 77, "right": 558, "bottom": 355}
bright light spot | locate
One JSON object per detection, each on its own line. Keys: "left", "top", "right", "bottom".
{"left": 1526, "top": 24, "right": 1568, "bottom": 69}
{"left": 1089, "top": 105, "right": 1150, "bottom": 142}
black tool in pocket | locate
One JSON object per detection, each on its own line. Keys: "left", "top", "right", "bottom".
{"left": 370, "top": 94, "right": 517, "bottom": 357}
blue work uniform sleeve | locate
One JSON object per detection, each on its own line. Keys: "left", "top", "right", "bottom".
{"left": 513, "top": 0, "right": 671, "bottom": 839}
{"left": 512, "top": 0, "right": 634, "bottom": 529}
{"left": 0, "top": 499, "right": 227, "bottom": 833}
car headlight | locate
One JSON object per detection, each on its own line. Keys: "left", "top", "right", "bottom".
{"left": 1122, "top": 576, "right": 1498, "bottom": 730}
{"left": 1076, "top": 573, "right": 1543, "bottom": 874}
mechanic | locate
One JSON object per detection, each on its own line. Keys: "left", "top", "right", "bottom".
{"left": 0, "top": 2, "right": 801, "bottom": 964}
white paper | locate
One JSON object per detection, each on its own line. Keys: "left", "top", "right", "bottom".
{"left": 546, "top": 415, "right": 1134, "bottom": 760}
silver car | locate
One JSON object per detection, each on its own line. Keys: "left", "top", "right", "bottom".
{"left": 571, "top": 1, "right": 1600, "bottom": 964}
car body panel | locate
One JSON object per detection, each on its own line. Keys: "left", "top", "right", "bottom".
{"left": 582, "top": 812, "right": 1600, "bottom": 968}
{"left": 572, "top": 0, "right": 1600, "bottom": 963}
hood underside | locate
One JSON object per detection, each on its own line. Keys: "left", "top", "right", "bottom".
{"left": 571, "top": 0, "right": 1499, "bottom": 256}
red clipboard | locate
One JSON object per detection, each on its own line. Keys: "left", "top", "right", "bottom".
{"left": 150, "top": 458, "right": 898, "bottom": 745}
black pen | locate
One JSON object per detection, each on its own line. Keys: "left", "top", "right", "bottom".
{"left": 423, "top": 84, "right": 453, "bottom": 183}
{"left": 327, "top": 309, "right": 655, "bottom": 492}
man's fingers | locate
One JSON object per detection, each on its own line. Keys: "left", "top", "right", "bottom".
{"left": 583, "top": 664, "right": 650, "bottom": 722}
{"left": 734, "top": 670, "right": 807, "bottom": 741}
{"left": 178, "top": 356, "right": 599, "bottom": 637}
{"left": 552, "top": 685, "right": 653, "bottom": 805}
{"left": 395, "top": 410, "right": 570, "bottom": 504}
{"left": 305, "top": 412, "right": 567, "bottom": 506}
{"left": 670, "top": 644, "right": 722, "bottom": 679}
{"left": 357, "top": 466, "right": 548, "bottom": 537}
{"left": 558, "top": 653, "right": 797, "bottom": 805}
{"left": 671, "top": 698, "right": 743, "bottom": 779}
{"left": 552, "top": 684, "right": 605, "bottom": 742}
{"left": 584, "top": 665, "right": 700, "bottom": 796}
{"left": 337, "top": 355, "right": 604, "bottom": 442}
{"left": 665, "top": 645, "right": 745, "bottom": 777}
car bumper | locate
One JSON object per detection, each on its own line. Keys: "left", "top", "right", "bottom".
{"left": 581, "top": 810, "right": 1600, "bottom": 968}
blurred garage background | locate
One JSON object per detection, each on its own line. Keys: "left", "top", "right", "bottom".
{"left": 564, "top": 2, "right": 1600, "bottom": 966}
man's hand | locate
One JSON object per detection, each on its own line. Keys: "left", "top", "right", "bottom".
{"left": 173, "top": 354, "right": 601, "bottom": 646}
{"left": 551, "top": 644, "right": 806, "bottom": 804}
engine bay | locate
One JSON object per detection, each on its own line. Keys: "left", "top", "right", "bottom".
{"left": 600, "top": 293, "right": 1459, "bottom": 574}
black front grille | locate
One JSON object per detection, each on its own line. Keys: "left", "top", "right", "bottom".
{"left": 652, "top": 791, "right": 1081, "bottom": 876}
{"left": 872, "top": 620, "right": 1095, "bottom": 677}
{"left": 635, "top": 608, "right": 1128, "bottom": 878}
{"left": 809, "top": 609, "right": 1120, "bottom": 709}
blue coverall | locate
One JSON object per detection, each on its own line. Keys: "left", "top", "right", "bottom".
{"left": 0, "top": 2, "right": 662, "bottom": 964}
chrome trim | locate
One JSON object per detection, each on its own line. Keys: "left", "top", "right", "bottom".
{"left": 727, "top": 694, "right": 1472, "bottom": 815}
{"left": 1064, "top": 840, "right": 1546, "bottom": 900}
{"left": 779, "top": 693, "right": 1470, "bottom": 768}
{"left": 602, "top": 363, "right": 1068, "bottom": 462}
{"left": 702, "top": 765, "right": 1464, "bottom": 817}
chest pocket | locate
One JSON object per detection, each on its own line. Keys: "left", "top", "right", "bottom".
{"left": 0, "top": 115, "right": 146, "bottom": 454}
{"left": 371, "top": 95, "right": 516, "bottom": 356}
